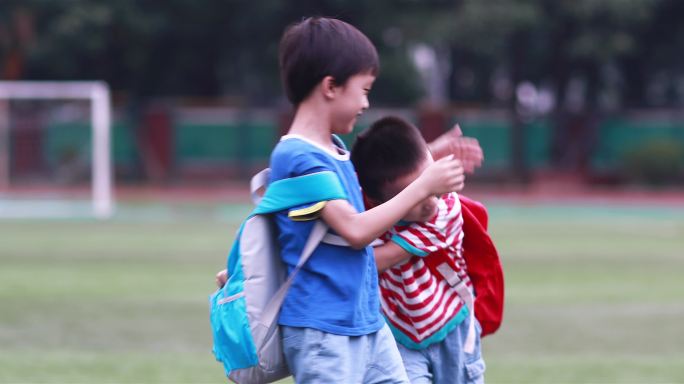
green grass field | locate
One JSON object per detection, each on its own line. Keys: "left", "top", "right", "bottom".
{"left": 1, "top": 200, "right": 683, "bottom": 383}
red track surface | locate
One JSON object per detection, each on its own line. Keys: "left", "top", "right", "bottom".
{"left": 3, "top": 182, "right": 684, "bottom": 206}
{"left": 120, "top": 183, "right": 684, "bottom": 206}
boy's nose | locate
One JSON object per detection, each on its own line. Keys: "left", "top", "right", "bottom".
{"left": 362, "top": 96, "right": 369, "bottom": 110}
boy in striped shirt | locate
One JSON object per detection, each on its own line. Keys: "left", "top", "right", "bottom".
{"left": 351, "top": 116, "right": 486, "bottom": 384}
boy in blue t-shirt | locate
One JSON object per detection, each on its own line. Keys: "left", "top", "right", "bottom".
{"left": 219, "top": 17, "right": 465, "bottom": 383}
{"left": 270, "top": 17, "right": 467, "bottom": 383}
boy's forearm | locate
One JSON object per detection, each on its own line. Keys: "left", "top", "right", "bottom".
{"left": 374, "top": 242, "right": 411, "bottom": 272}
{"left": 322, "top": 156, "right": 463, "bottom": 248}
{"left": 321, "top": 181, "right": 430, "bottom": 249}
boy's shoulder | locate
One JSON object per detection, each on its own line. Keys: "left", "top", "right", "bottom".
{"left": 270, "top": 137, "right": 314, "bottom": 166}
{"left": 271, "top": 136, "right": 349, "bottom": 169}
{"left": 271, "top": 136, "right": 306, "bottom": 155}
{"left": 270, "top": 136, "right": 342, "bottom": 180}
{"left": 272, "top": 135, "right": 323, "bottom": 157}
{"left": 273, "top": 135, "right": 347, "bottom": 156}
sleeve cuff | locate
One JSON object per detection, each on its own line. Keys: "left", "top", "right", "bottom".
{"left": 288, "top": 201, "right": 327, "bottom": 221}
{"left": 391, "top": 234, "right": 429, "bottom": 257}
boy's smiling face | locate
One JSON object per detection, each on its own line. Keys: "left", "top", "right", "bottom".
{"left": 382, "top": 151, "right": 440, "bottom": 223}
{"left": 330, "top": 73, "right": 375, "bottom": 135}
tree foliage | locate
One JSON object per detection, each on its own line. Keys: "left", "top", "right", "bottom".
{"left": 1, "top": 0, "right": 683, "bottom": 108}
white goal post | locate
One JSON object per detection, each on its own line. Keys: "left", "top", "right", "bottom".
{"left": 0, "top": 81, "right": 114, "bottom": 219}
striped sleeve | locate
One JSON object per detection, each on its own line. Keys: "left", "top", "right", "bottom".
{"left": 390, "top": 233, "right": 429, "bottom": 256}
{"left": 391, "top": 223, "right": 446, "bottom": 257}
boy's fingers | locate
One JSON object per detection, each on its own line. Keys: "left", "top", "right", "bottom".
{"left": 437, "top": 154, "right": 455, "bottom": 163}
{"left": 447, "top": 159, "right": 463, "bottom": 173}
{"left": 215, "top": 269, "right": 228, "bottom": 288}
{"left": 451, "top": 173, "right": 465, "bottom": 191}
{"left": 458, "top": 137, "right": 484, "bottom": 167}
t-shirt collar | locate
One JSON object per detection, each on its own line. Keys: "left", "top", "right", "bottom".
{"left": 281, "top": 134, "right": 350, "bottom": 161}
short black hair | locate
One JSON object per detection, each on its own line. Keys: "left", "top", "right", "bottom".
{"left": 351, "top": 116, "right": 427, "bottom": 202}
{"left": 278, "top": 17, "right": 379, "bottom": 105}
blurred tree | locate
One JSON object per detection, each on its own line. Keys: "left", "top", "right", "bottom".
{"left": 0, "top": 3, "right": 35, "bottom": 80}
{"left": 619, "top": 0, "right": 684, "bottom": 107}
{"left": 3, "top": 0, "right": 683, "bottom": 184}
{"left": 528, "top": 0, "right": 660, "bottom": 172}
{"left": 1, "top": 0, "right": 682, "bottom": 109}
{"left": 0, "top": 0, "right": 422, "bottom": 105}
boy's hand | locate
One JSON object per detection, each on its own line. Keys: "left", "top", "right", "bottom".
{"left": 216, "top": 269, "right": 228, "bottom": 288}
{"left": 428, "top": 124, "right": 483, "bottom": 173}
{"left": 419, "top": 155, "right": 465, "bottom": 196}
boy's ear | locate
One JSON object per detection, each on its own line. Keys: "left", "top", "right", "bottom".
{"left": 321, "top": 75, "right": 337, "bottom": 99}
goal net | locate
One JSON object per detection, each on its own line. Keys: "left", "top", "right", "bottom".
{"left": 0, "top": 81, "right": 114, "bottom": 219}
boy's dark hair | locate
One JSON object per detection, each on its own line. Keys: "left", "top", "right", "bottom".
{"left": 279, "top": 17, "right": 379, "bottom": 105}
{"left": 351, "top": 116, "right": 427, "bottom": 202}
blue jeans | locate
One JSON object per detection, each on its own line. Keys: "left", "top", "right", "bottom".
{"left": 282, "top": 324, "right": 410, "bottom": 384}
{"left": 396, "top": 316, "right": 486, "bottom": 384}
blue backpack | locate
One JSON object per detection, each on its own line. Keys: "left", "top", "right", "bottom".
{"left": 210, "top": 168, "right": 346, "bottom": 383}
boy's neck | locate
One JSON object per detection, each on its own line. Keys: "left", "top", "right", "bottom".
{"left": 287, "top": 99, "right": 336, "bottom": 149}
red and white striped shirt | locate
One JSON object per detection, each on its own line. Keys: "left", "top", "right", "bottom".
{"left": 378, "top": 192, "right": 471, "bottom": 348}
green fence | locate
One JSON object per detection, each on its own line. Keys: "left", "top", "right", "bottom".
{"left": 447, "top": 117, "right": 555, "bottom": 171}
{"left": 44, "top": 121, "right": 137, "bottom": 169}
{"left": 593, "top": 118, "right": 684, "bottom": 171}
{"left": 174, "top": 120, "right": 276, "bottom": 166}
{"left": 39, "top": 112, "right": 684, "bottom": 180}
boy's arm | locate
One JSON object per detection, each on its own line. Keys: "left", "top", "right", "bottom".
{"left": 427, "top": 124, "right": 483, "bottom": 173}
{"left": 214, "top": 244, "right": 413, "bottom": 281}
{"left": 321, "top": 156, "right": 464, "bottom": 249}
{"left": 374, "top": 242, "right": 412, "bottom": 272}
{"left": 216, "top": 241, "right": 417, "bottom": 284}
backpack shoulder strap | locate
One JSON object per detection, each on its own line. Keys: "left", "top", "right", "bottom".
{"left": 249, "top": 168, "right": 271, "bottom": 205}
{"left": 257, "top": 220, "right": 328, "bottom": 329}
{"left": 252, "top": 169, "right": 347, "bottom": 215}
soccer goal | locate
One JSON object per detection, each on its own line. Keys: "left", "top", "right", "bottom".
{"left": 0, "top": 81, "right": 114, "bottom": 219}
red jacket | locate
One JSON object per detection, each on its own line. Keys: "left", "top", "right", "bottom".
{"left": 398, "top": 194, "right": 505, "bottom": 337}
{"left": 458, "top": 195, "right": 505, "bottom": 336}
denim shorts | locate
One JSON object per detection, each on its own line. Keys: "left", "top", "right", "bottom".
{"left": 396, "top": 315, "right": 486, "bottom": 384}
{"left": 281, "top": 324, "right": 410, "bottom": 384}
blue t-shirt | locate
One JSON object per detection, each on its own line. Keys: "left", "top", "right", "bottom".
{"left": 269, "top": 134, "right": 384, "bottom": 336}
